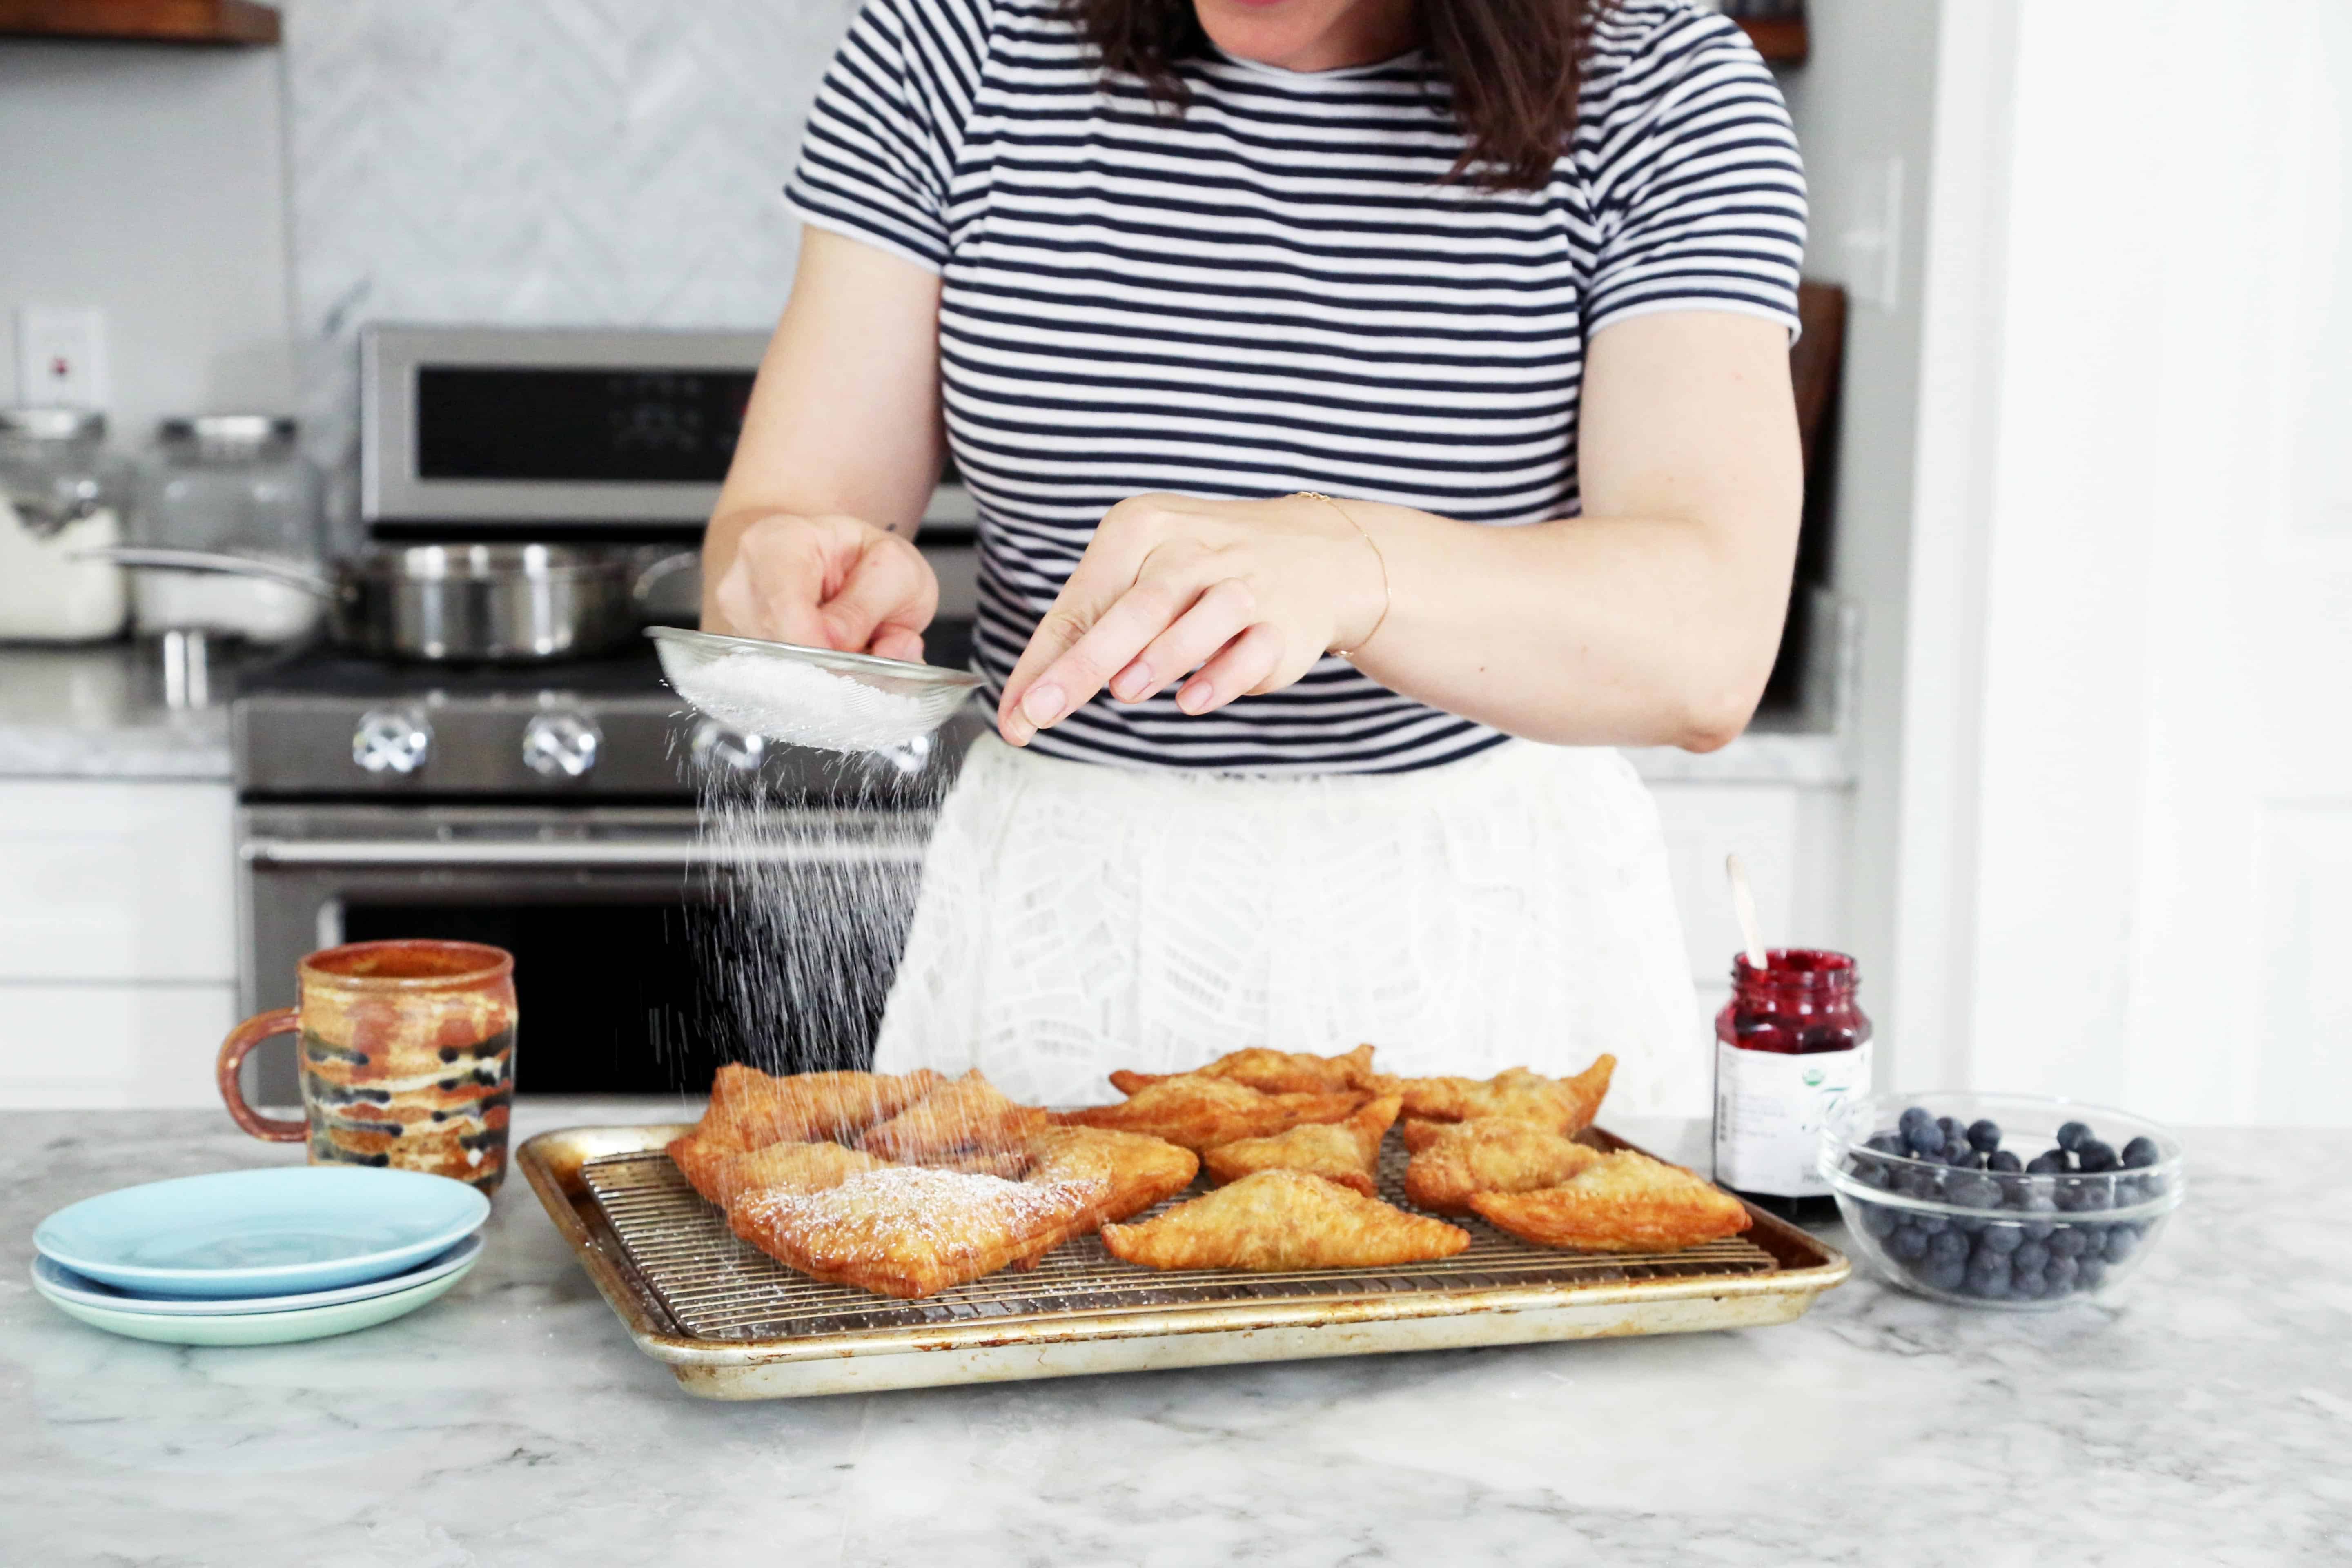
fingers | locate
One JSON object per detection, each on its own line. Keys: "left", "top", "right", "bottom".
{"left": 1107, "top": 578, "right": 1256, "bottom": 703}
{"left": 1177, "top": 623, "right": 1285, "bottom": 715}
{"left": 867, "top": 624, "right": 926, "bottom": 663}
{"left": 818, "top": 530, "right": 937, "bottom": 656}
{"left": 711, "top": 520, "right": 835, "bottom": 647}
{"left": 996, "top": 505, "right": 1168, "bottom": 744}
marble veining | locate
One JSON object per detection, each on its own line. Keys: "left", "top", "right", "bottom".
{"left": 1, "top": 1102, "right": 2339, "bottom": 1565}
{"left": 0, "top": 644, "right": 231, "bottom": 780}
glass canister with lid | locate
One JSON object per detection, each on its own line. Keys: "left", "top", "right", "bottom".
{"left": 0, "top": 407, "right": 133, "bottom": 641}
{"left": 135, "top": 414, "right": 325, "bottom": 643}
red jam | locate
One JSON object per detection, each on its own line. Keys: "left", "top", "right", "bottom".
{"left": 1713, "top": 949, "right": 1873, "bottom": 1224}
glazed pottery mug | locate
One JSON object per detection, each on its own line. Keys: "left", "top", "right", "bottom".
{"left": 217, "top": 940, "right": 518, "bottom": 1195}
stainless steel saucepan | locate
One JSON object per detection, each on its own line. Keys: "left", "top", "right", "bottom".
{"left": 83, "top": 543, "right": 696, "bottom": 663}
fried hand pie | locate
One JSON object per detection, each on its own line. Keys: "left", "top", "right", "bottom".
{"left": 1397, "top": 1056, "right": 1615, "bottom": 1134}
{"left": 1060, "top": 1076, "right": 1363, "bottom": 1152}
{"left": 695, "top": 1063, "right": 946, "bottom": 1153}
{"left": 1401, "top": 1118, "right": 1603, "bottom": 1214}
{"left": 668, "top": 1136, "right": 891, "bottom": 1209}
{"left": 1023, "top": 1126, "right": 1200, "bottom": 1227}
{"left": 1469, "top": 1151, "right": 1753, "bottom": 1253}
{"left": 859, "top": 1070, "right": 1049, "bottom": 1161}
{"left": 915, "top": 1145, "right": 1034, "bottom": 1179}
{"left": 1100, "top": 1169, "right": 1469, "bottom": 1272}
{"left": 1107, "top": 1044, "right": 1389, "bottom": 1098}
{"left": 1200, "top": 1094, "right": 1402, "bottom": 1196}
{"left": 727, "top": 1165, "right": 1098, "bottom": 1299}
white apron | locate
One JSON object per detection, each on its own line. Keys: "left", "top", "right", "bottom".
{"left": 873, "top": 734, "right": 1702, "bottom": 1115}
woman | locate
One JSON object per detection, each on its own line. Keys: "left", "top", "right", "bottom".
{"left": 702, "top": 0, "right": 1805, "bottom": 1112}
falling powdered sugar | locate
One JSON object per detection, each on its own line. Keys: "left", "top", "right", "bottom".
{"left": 670, "top": 647, "right": 940, "bottom": 753}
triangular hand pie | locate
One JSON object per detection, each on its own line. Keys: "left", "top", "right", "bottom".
{"left": 1401, "top": 1118, "right": 1603, "bottom": 1214}
{"left": 1469, "top": 1151, "right": 1752, "bottom": 1253}
{"left": 1200, "top": 1094, "right": 1401, "bottom": 1196}
{"left": 1101, "top": 1169, "right": 1469, "bottom": 1272}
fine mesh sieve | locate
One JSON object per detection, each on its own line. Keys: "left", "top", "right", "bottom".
{"left": 648, "top": 625, "right": 982, "bottom": 753}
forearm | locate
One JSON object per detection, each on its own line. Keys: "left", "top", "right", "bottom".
{"left": 1342, "top": 500, "right": 1796, "bottom": 752}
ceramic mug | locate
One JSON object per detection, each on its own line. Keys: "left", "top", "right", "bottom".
{"left": 218, "top": 940, "right": 518, "bottom": 1195}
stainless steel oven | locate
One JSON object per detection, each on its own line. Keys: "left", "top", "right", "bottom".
{"left": 228, "top": 323, "right": 987, "bottom": 1105}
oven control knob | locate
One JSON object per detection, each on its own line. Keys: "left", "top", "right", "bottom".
{"left": 522, "top": 709, "right": 602, "bottom": 781}
{"left": 688, "top": 717, "right": 766, "bottom": 774}
{"left": 352, "top": 707, "right": 431, "bottom": 776}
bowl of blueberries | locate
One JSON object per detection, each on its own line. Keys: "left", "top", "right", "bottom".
{"left": 1819, "top": 1093, "right": 2184, "bottom": 1309}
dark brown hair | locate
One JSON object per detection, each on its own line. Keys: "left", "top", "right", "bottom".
{"left": 1060, "top": 0, "right": 1613, "bottom": 190}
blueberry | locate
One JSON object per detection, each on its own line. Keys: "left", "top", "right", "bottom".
{"left": 1938, "top": 1115, "right": 1969, "bottom": 1145}
{"left": 1853, "top": 1163, "right": 1891, "bottom": 1191}
{"left": 1923, "top": 1258, "right": 1968, "bottom": 1291}
{"left": 1945, "top": 1146, "right": 1981, "bottom": 1169}
{"left": 2056, "top": 1121, "right": 2092, "bottom": 1152}
{"left": 2012, "top": 1239, "right": 2051, "bottom": 1274}
{"left": 2011, "top": 1270, "right": 2047, "bottom": 1300}
{"left": 1965, "top": 1269, "right": 2011, "bottom": 1300}
{"left": 1930, "top": 1230, "right": 1969, "bottom": 1264}
{"left": 1860, "top": 1203, "right": 1900, "bottom": 1238}
{"left": 1952, "top": 1176, "right": 2002, "bottom": 1210}
{"left": 1978, "top": 1225, "right": 2023, "bottom": 1255}
{"left": 1987, "top": 1149, "right": 2022, "bottom": 1174}
{"left": 1890, "top": 1225, "right": 1929, "bottom": 1261}
{"left": 1967, "top": 1118, "right": 2002, "bottom": 1152}
{"left": 2026, "top": 1152, "right": 2069, "bottom": 1176}
{"left": 2022, "top": 1220, "right": 2055, "bottom": 1243}
{"left": 1913, "top": 1214, "right": 1950, "bottom": 1236}
{"left": 2075, "top": 1140, "right": 2119, "bottom": 1174}
{"left": 1903, "top": 1121, "right": 1945, "bottom": 1157}
{"left": 2044, "top": 1255, "right": 2080, "bottom": 1291}
{"left": 1866, "top": 1132, "right": 1905, "bottom": 1156}
{"left": 2105, "top": 1227, "right": 2139, "bottom": 1263}
{"left": 2077, "top": 1257, "right": 2109, "bottom": 1290}
{"left": 2121, "top": 1136, "right": 2160, "bottom": 1169}
{"left": 1899, "top": 1106, "right": 1934, "bottom": 1136}
{"left": 2074, "top": 1185, "right": 2114, "bottom": 1213}
{"left": 2046, "top": 1227, "right": 2088, "bottom": 1258}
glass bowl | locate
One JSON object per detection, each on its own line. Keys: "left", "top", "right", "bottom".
{"left": 1819, "top": 1092, "right": 2185, "bottom": 1310}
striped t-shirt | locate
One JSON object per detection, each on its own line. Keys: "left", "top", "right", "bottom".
{"left": 785, "top": 0, "right": 1806, "bottom": 774}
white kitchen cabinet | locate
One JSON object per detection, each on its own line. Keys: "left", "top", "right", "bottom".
{"left": 0, "top": 780, "right": 234, "bottom": 981}
{"left": 0, "top": 780, "right": 237, "bottom": 1108}
{"left": 0, "top": 982, "right": 234, "bottom": 1108}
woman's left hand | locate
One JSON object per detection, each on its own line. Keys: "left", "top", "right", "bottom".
{"left": 997, "top": 492, "right": 1387, "bottom": 746}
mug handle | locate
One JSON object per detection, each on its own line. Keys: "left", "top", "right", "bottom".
{"left": 216, "top": 1008, "right": 308, "bottom": 1142}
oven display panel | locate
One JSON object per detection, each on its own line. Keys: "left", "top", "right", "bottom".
{"left": 416, "top": 367, "right": 756, "bottom": 483}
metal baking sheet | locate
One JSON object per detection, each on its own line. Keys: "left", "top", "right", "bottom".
{"left": 519, "top": 1123, "right": 1849, "bottom": 1400}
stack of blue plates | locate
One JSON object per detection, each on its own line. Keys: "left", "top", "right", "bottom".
{"left": 30, "top": 1166, "right": 490, "bottom": 1346}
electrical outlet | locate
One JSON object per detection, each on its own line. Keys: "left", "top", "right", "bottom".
{"left": 14, "top": 305, "right": 109, "bottom": 408}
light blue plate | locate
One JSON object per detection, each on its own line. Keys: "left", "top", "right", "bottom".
{"left": 32, "top": 1166, "right": 490, "bottom": 1299}
{"left": 31, "top": 1233, "right": 486, "bottom": 1317}
{"left": 31, "top": 1245, "right": 478, "bottom": 1346}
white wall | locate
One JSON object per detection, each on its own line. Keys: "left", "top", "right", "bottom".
{"left": 0, "top": 41, "right": 295, "bottom": 441}
{"left": 1773, "top": 1, "right": 1946, "bottom": 1082}
{"left": 1902, "top": 0, "right": 2352, "bottom": 1124}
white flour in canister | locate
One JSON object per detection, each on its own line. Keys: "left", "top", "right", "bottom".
{"left": 671, "top": 647, "right": 938, "bottom": 753}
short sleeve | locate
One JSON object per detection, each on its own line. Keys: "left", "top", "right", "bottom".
{"left": 783, "top": 0, "right": 992, "bottom": 274}
{"left": 1581, "top": 7, "right": 1807, "bottom": 338}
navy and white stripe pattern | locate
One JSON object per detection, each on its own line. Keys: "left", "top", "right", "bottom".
{"left": 786, "top": 0, "right": 1805, "bottom": 774}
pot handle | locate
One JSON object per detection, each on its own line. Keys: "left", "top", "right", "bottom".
{"left": 631, "top": 549, "right": 702, "bottom": 604}
{"left": 68, "top": 546, "right": 337, "bottom": 599}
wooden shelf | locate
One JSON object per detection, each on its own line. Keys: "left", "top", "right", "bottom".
{"left": 1735, "top": 16, "right": 1810, "bottom": 67}
{"left": 0, "top": 0, "right": 280, "bottom": 46}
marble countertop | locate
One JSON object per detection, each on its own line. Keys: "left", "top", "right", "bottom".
{"left": 0, "top": 642, "right": 234, "bottom": 780}
{"left": 2, "top": 1102, "right": 2338, "bottom": 1565}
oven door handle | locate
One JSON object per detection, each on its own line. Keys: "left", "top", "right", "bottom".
{"left": 241, "top": 838, "right": 926, "bottom": 868}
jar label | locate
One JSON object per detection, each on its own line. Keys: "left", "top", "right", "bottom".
{"left": 1713, "top": 1041, "right": 1874, "bottom": 1197}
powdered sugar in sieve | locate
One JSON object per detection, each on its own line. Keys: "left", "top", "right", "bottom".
{"left": 648, "top": 626, "right": 981, "bottom": 754}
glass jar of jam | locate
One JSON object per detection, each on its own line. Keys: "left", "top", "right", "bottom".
{"left": 1712, "top": 949, "right": 1873, "bottom": 1224}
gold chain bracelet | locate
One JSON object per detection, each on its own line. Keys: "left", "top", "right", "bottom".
{"left": 1293, "top": 491, "right": 1391, "bottom": 658}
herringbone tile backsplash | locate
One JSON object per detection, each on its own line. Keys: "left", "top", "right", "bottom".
{"left": 279, "top": 0, "right": 859, "bottom": 536}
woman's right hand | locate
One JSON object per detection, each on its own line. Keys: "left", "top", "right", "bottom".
{"left": 703, "top": 512, "right": 938, "bottom": 663}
